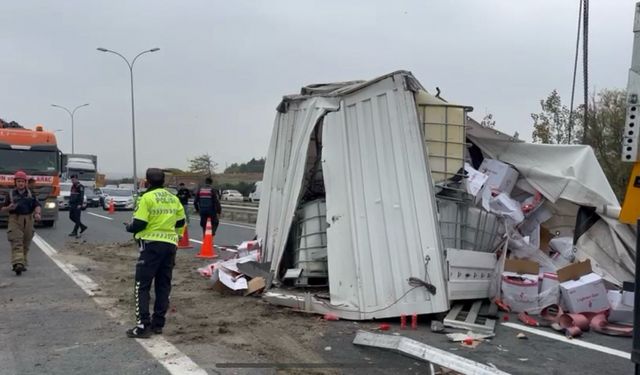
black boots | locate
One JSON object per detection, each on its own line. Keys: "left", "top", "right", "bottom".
{"left": 12, "top": 263, "right": 25, "bottom": 276}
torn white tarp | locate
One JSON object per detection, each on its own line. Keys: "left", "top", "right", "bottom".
{"left": 470, "top": 137, "right": 636, "bottom": 285}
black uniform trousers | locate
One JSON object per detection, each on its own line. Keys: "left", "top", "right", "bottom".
{"left": 69, "top": 206, "right": 85, "bottom": 234}
{"left": 199, "top": 211, "right": 219, "bottom": 235}
{"left": 134, "top": 241, "right": 177, "bottom": 328}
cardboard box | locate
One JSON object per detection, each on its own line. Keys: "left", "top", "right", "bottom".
{"left": 558, "top": 260, "right": 609, "bottom": 313}
{"left": 244, "top": 277, "right": 266, "bottom": 296}
{"left": 540, "top": 272, "right": 559, "bottom": 294}
{"left": 501, "top": 259, "right": 540, "bottom": 312}
{"left": 607, "top": 290, "right": 634, "bottom": 325}
{"left": 478, "top": 159, "right": 519, "bottom": 195}
{"left": 622, "top": 281, "right": 635, "bottom": 307}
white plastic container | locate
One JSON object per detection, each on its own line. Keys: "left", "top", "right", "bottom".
{"left": 294, "top": 199, "right": 328, "bottom": 284}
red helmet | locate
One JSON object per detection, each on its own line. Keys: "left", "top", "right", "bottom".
{"left": 14, "top": 171, "right": 28, "bottom": 181}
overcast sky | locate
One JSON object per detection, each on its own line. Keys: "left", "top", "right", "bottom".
{"left": 1, "top": 0, "right": 636, "bottom": 177}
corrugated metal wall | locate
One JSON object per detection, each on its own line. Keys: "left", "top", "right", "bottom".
{"left": 322, "top": 73, "right": 449, "bottom": 319}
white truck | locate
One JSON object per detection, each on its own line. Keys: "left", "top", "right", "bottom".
{"left": 63, "top": 154, "right": 98, "bottom": 189}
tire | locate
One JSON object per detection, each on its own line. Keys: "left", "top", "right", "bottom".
{"left": 41, "top": 220, "right": 55, "bottom": 228}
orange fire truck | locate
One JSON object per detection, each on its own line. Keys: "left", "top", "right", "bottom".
{"left": 0, "top": 124, "right": 61, "bottom": 227}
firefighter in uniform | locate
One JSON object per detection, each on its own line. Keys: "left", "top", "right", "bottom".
{"left": 68, "top": 174, "right": 88, "bottom": 237}
{"left": 193, "top": 177, "right": 221, "bottom": 235}
{"left": 125, "top": 168, "right": 185, "bottom": 338}
{"left": 1, "top": 171, "right": 41, "bottom": 275}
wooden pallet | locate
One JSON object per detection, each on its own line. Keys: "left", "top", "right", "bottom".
{"left": 443, "top": 300, "right": 496, "bottom": 334}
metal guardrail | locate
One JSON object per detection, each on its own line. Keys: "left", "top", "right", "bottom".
{"left": 220, "top": 203, "right": 258, "bottom": 223}
{"left": 221, "top": 204, "right": 258, "bottom": 212}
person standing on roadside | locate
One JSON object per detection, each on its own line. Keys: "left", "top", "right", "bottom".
{"left": 28, "top": 177, "right": 36, "bottom": 191}
{"left": 124, "top": 168, "right": 185, "bottom": 338}
{"left": 176, "top": 182, "right": 191, "bottom": 223}
{"left": 68, "top": 174, "right": 87, "bottom": 238}
{"left": 1, "top": 171, "right": 41, "bottom": 275}
{"left": 193, "top": 177, "right": 221, "bottom": 235}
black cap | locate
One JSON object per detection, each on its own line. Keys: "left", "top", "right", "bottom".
{"left": 146, "top": 168, "right": 165, "bottom": 187}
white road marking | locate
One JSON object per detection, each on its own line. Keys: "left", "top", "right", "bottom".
{"left": 189, "top": 239, "right": 203, "bottom": 244}
{"left": 33, "top": 235, "right": 100, "bottom": 296}
{"left": 189, "top": 215, "right": 256, "bottom": 229}
{"left": 501, "top": 322, "right": 631, "bottom": 359}
{"left": 33, "top": 234, "right": 208, "bottom": 375}
{"left": 87, "top": 212, "right": 114, "bottom": 221}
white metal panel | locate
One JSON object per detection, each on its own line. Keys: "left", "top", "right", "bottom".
{"left": 446, "top": 248, "right": 496, "bottom": 300}
{"left": 256, "top": 97, "right": 339, "bottom": 271}
{"left": 322, "top": 73, "right": 449, "bottom": 319}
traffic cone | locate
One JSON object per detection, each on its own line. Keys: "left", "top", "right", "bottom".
{"left": 178, "top": 225, "right": 193, "bottom": 249}
{"left": 108, "top": 198, "right": 115, "bottom": 214}
{"left": 196, "top": 218, "right": 216, "bottom": 258}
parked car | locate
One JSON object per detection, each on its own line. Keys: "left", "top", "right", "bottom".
{"left": 101, "top": 188, "right": 135, "bottom": 211}
{"left": 57, "top": 182, "right": 87, "bottom": 211}
{"left": 86, "top": 189, "right": 101, "bottom": 207}
{"left": 249, "top": 181, "right": 262, "bottom": 203}
{"left": 221, "top": 189, "right": 243, "bottom": 202}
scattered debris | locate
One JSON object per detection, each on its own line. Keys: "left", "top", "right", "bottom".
{"left": 517, "top": 312, "right": 539, "bottom": 327}
{"left": 324, "top": 346, "right": 332, "bottom": 351}
{"left": 431, "top": 320, "right": 446, "bottom": 333}
{"left": 353, "top": 330, "right": 509, "bottom": 375}
{"left": 244, "top": 277, "right": 266, "bottom": 296}
{"left": 378, "top": 323, "right": 391, "bottom": 331}
{"left": 444, "top": 301, "right": 496, "bottom": 335}
{"left": 516, "top": 332, "right": 528, "bottom": 340}
{"left": 446, "top": 331, "right": 494, "bottom": 343}
{"left": 323, "top": 313, "right": 339, "bottom": 321}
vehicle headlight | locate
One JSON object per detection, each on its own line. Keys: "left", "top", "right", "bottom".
{"left": 45, "top": 201, "right": 57, "bottom": 209}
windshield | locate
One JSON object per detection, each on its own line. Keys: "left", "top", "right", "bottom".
{"left": 60, "top": 184, "right": 72, "bottom": 192}
{"left": 68, "top": 170, "right": 96, "bottom": 180}
{"left": 104, "top": 189, "right": 132, "bottom": 197}
{"left": 0, "top": 149, "right": 58, "bottom": 175}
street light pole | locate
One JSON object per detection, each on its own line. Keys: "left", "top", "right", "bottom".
{"left": 97, "top": 47, "right": 160, "bottom": 194}
{"left": 51, "top": 103, "right": 89, "bottom": 154}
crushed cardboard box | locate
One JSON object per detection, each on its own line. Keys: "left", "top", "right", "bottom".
{"left": 501, "top": 259, "right": 540, "bottom": 312}
{"left": 478, "top": 159, "right": 519, "bottom": 195}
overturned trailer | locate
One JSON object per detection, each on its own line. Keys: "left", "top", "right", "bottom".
{"left": 256, "top": 70, "right": 636, "bottom": 320}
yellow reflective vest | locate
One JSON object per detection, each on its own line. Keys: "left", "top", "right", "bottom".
{"left": 133, "top": 188, "right": 185, "bottom": 244}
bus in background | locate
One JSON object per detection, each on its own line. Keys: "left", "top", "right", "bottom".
{"left": 0, "top": 124, "right": 61, "bottom": 227}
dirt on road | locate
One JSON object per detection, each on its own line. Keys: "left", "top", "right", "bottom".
{"left": 59, "top": 240, "right": 352, "bottom": 374}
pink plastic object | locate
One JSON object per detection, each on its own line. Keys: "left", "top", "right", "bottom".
{"left": 323, "top": 313, "right": 339, "bottom": 321}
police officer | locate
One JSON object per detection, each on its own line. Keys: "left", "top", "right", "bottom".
{"left": 193, "top": 177, "right": 221, "bottom": 235}
{"left": 176, "top": 182, "right": 191, "bottom": 223}
{"left": 68, "top": 174, "right": 87, "bottom": 238}
{"left": 1, "top": 171, "right": 41, "bottom": 275}
{"left": 125, "top": 168, "right": 185, "bottom": 338}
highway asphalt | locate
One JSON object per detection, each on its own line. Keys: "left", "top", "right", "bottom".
{"left": 0, "top": 207, "right": 636, "bottom": 374}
